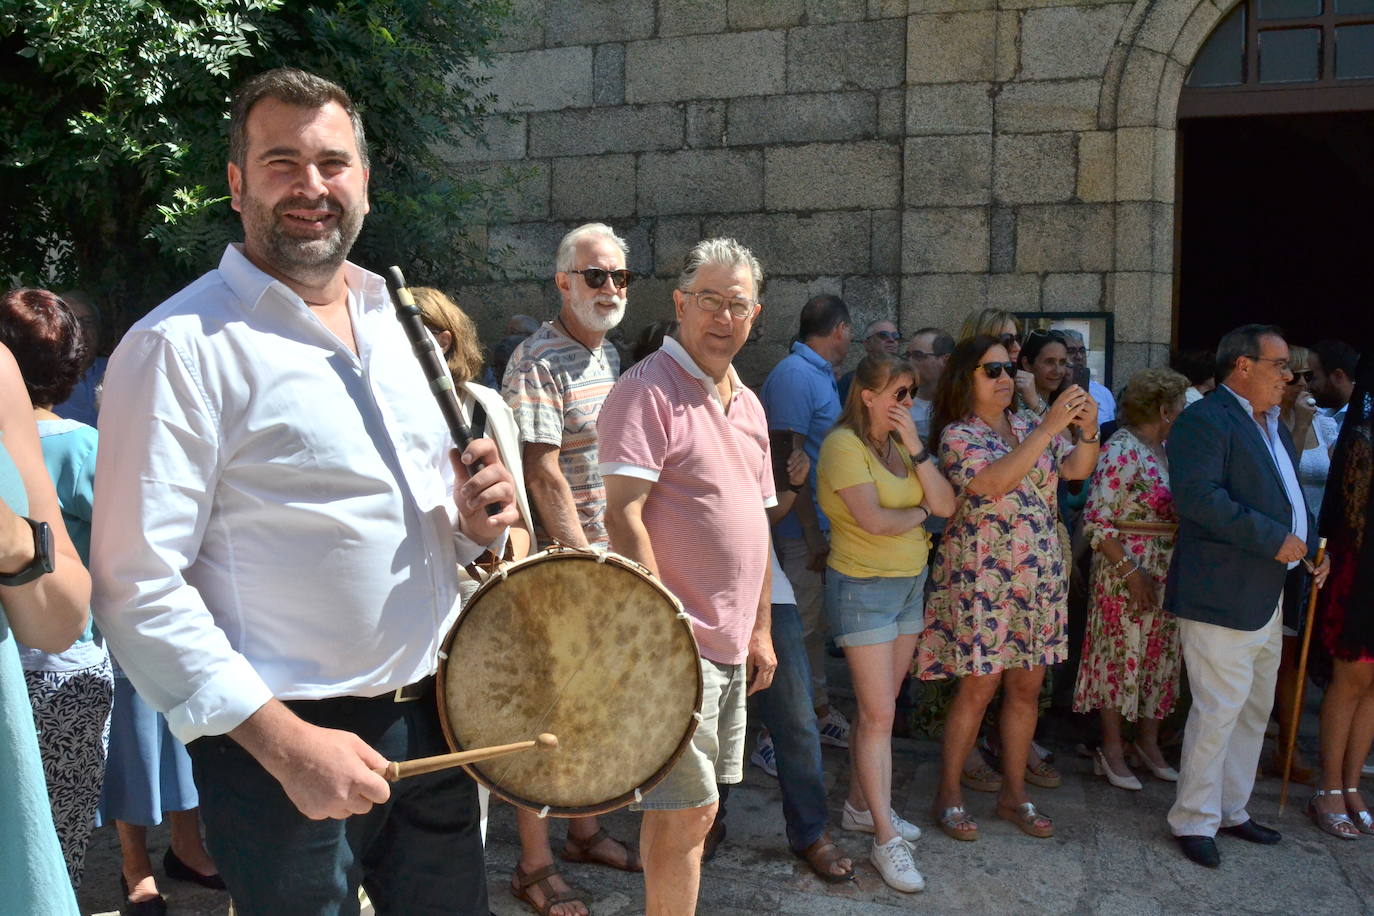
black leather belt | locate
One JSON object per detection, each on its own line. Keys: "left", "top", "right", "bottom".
{"left": 390, "top": 674, "right": 435, "bottom": 703}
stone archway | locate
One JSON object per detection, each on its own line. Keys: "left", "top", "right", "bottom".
{"left": 1094, "top": 0, "right": 1241, "bottom": 381}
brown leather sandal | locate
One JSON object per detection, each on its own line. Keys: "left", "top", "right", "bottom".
{"left": 792, "top": 831, "right": 855, "bottom": 883}
{"left": 511, "top": 863, "right": 587, "bottom": 916}
{"left": 561, "top": 827, "right": 643, "bottom": 872}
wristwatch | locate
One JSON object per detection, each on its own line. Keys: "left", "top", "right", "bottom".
{"left": 0, "top": 517, "right": 54, "bottom": 587}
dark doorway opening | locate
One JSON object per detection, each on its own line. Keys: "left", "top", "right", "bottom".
{"left": 1176, "top": 112, "right": 1374, "bottom": 352}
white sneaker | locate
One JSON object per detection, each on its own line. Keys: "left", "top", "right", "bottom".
{"left": 750, "top": 733, "right": 778, "bottom": 778}
{"left": 841, "top": 800, "right": 922, "bottom": 843}
{"left": 817, "top": 708, "right": 850, "bottom": 748}
{"left": 870, "top": 836, "right": 925, "bottom": 893}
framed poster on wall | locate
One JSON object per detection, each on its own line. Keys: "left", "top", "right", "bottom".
{"left": 1015, "top": 312, "right": 1115, "bottom": 391}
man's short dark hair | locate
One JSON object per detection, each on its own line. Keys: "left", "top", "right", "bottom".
{"left": 1310, "top": 338, "right": 1360, "bottom": 378}
{"left": 797, "top": 295, "right": 850, "bottom": 341}
{"left": 1216, "top": 323, "right": 1285, "bottom": 383}
{"left": 229, "top": 68, "right": 369, "bottom": 170}
{"left": 912, "top": 327, "right": 954, "bottom": 357}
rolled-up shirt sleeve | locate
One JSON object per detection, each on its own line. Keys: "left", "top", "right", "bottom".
{"left": 91, "top": 331, "right": 273, "bottom": 744}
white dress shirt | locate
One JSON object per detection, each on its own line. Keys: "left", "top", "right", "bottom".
{"left": 1222, "top": 385, "right": 1308, "bottom": 567}
{"left": 92, "top": 245, "right": 499, "bottom": 744}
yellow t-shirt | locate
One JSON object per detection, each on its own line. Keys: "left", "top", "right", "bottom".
{"left": 817, "top": 427, "right": 930, "bottom": 578}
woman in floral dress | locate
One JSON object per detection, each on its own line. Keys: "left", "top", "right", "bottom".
{"left": 917, "top": 335, "right": 1101, "bottom": 841}
{"left": 1072, "top": 368, "right": 1190, "bottom": 790}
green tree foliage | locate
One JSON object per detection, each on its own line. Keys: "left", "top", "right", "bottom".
{"left": 0, "top": 0, "right": 513, "bottom": 329}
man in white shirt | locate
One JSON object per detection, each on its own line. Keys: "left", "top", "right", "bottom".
{"left": 91, "top": 69, "right": 517, "bottom": 915}
{"left": 904, "top": 327, "right": 952, "bottom": 442}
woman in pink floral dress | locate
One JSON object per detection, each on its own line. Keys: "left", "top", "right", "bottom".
{"left": 1072, "top": 368, "right": 1190, "bottom": 791}
{"left": 918, "top": 335, "right": 1101, "bottom": 841}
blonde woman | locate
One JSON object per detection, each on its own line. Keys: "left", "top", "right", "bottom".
{"left": 818, "top": 354, "right": 955, "bottom": 892}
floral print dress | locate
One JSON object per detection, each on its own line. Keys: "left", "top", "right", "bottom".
{"left": 1071, "top": 428, "right": 1182, "bottom": 720}
{"left": 917, "top": 411, "right": 1073, "bottom": 679}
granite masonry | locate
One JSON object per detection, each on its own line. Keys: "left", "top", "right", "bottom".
{"left": 450, "top": 0, "right": 1233, "bottom": 386}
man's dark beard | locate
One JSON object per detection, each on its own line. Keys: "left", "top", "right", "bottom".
{"left": 241, "top": 183, "right": 363, "bottom": 279}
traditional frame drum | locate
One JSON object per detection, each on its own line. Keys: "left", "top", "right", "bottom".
{"left": 437, "top": 546, "right": 703, "bottom": 817}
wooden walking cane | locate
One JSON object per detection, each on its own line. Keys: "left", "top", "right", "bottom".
{"left": 1280, "top": 537, "right": 1328, "bottom": 813}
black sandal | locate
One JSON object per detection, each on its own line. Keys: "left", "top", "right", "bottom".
{"left": 511, "top": 863, "right": 587, "bottom": 916}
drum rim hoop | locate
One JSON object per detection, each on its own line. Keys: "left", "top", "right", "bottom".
{"left": 436, "top": 546, "right": 704, "bottom": 817}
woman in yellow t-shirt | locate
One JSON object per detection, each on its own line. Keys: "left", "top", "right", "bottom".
{"left": 817, "top": 353, "right": 955, "bottom": 893}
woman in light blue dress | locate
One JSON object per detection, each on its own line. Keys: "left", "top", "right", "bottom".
{"left": 1, "top": 287, "right": 114, "bottom": 889}
{"left": 0, "top": 340, "right": 91, "bottom": 916}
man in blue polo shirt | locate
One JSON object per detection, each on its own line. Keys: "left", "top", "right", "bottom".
{"left": 761, "top": 294, "right": 852, "bottom": 748}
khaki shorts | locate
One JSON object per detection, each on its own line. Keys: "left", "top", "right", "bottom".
{"left": 630, "top": 658, "right": 747, "bottom": 811}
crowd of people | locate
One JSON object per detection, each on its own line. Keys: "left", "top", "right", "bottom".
{"left": 1, "top": 65, "right": 1371, "bottom": 916}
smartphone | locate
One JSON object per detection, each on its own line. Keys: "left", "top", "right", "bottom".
{"left": 1072, "top": 365, "right": 1091, "bottom": 390}
{"left": 769, "top": 429, "right": 794, "bottom": 490}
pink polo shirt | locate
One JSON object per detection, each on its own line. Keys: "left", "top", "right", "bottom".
{"left": 598, "top": 337, "right": 776, "bottom": 665}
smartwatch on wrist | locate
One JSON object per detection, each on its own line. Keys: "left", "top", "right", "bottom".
{"left": 0, "top": 517, "right": 54, "bottom": 587}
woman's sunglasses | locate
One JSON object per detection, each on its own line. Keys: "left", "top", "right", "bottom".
{"left": 1000, "top": 333, "right": 1021, "bottom": 349}
{"left": 1288, "top": 369, "right": 1314, "bottom": 384}
{"left": 975, "top": 362, "right": 1017, "bottom": 379}
{"left": 566, "top": 267, "right": 636, "bottom": 290}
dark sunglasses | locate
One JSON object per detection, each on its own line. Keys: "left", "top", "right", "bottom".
{"left": 870, "top": 330, "right": 901, "bottom": 342}
{"left": 975, "top": 361, "right": 1017, "bottom": 379}
{"left": 890, "top": 385, "right": 913, "bottom": 401}
{"left": 999, "top": 333, "right": 1021, "bottom": 349}
{"left": 566, "top": 267, "right": 636, "bottom": 290}
{"left": 1288, "top": 370, "right": 1314, "bottom": 384}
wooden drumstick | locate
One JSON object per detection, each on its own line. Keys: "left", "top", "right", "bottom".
{"left": 376, "top": 733, "right": 559, "bottom": 783}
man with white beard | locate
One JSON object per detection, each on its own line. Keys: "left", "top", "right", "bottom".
{"left": 501, "top": 222, "right": 638, "bottom": 916}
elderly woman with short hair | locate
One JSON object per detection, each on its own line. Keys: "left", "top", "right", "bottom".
{"left": 1072, "top": 368, "right": 1190, "bottom": 790}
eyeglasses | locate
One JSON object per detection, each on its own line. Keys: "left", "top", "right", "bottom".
{"left": 890, "top": 385, "right": 913, "bottom": 402}
{"left": 869, "top": 330, "right": 901, "bottom": 342}
{"left": 1065, "top": 346, "right": 1087, "bottom": 357}
{"left": 907, "top": 349, "right": 933, "bottom": 360}
{"left": 1246, "top": 355, "right": 1292, "bottom": 374}
{"left": 1288, "top": 369, "right": 1314, "bottom": 384}
{"left": 684, "top": 290, "right": 758, "bottom": 320}
{"left": 999, "top": 333, "right": 1021, "bottom": 350}
{"left": 565, "top": 267, "right": 636, "bottom": 290}
{"left": 975, "top": 362, "right": 1017, "bottom": 379}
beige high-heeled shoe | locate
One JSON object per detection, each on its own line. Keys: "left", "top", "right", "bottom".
{"left": 1129, "top": 741, "right": 1179, "bottom": 782}
{"left": 1093, "top": 748, "right": 1142, "bottom": 791}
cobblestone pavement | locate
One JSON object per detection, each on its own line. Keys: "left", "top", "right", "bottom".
{"left": 79, "top": 664, "right": 1374, "bottom": 915}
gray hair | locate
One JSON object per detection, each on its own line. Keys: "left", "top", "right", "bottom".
{"left": 555, "top": 223, "right": 629, "bottom": 273}
{"left": 1054, "top": 327, "right": 1085, "bottom": 345}
{"left": 1216, "top": 323, "right": 1285, "bottom": 382}
{"left": 230, "top": 68, "right": 368, "bottom": 170}
{"left": 677, "top": 237, "right": 763, "bottom": 296}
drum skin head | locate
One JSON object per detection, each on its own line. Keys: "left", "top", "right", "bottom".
{"left": 439, "top": 548, "right": 703, "bottom": 816}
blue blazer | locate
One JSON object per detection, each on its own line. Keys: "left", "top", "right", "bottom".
{"left": 1164, "top": 389, "right": 1319, "bottom": 631}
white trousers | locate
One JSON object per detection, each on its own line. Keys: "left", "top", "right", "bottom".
{"left": 1167, "top": 605, "right": 1282, "bottom": 837}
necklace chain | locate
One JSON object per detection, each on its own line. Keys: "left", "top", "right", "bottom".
{"left": 555, "top": 316, "right": 603, "bottom": 363}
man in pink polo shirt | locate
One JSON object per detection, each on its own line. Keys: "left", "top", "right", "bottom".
{"left": 599, "top": 237, "right": 777, "bottom": 916}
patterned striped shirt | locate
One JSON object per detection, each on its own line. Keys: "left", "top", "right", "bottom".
{"left": 503, "top": 321, "right": 619, "bottom": 547}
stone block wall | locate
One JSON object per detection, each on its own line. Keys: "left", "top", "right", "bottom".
{"left": 453, "top": 0, "right": 1209, "bottom": 386}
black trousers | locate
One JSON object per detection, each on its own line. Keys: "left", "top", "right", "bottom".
{"left": 188, "top": 688, "right": 488, "bottom": 916}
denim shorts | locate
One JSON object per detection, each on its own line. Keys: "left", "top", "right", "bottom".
{"left": 824, "top": 567, "right": 929, "bottom": 647}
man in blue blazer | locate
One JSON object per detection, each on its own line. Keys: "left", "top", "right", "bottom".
{"left": 1164, "top": 324, "right": 1329, "bottom": 867}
